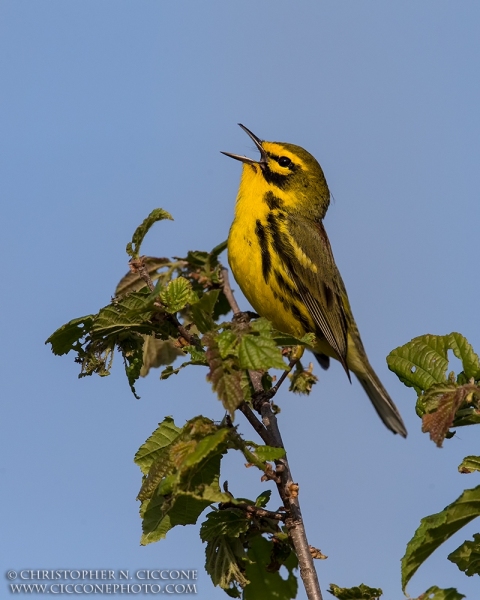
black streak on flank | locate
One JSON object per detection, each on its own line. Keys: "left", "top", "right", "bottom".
{"left": 274, "top": 270, "right": 297, "bottom": 298}
{"left": 322, "top": 283, "right": 334, "bottom": 310}
{"left": 290, "top": 302, "right": 312, "bottom": 333}
{"left": 263, "top": 191, "right": 285, "bottom": 211}
{"left": 255, "top": 220, "right": 271, "bottom": 284}
{"left": 267, "top": 212, "right": 297, "bottom": 276}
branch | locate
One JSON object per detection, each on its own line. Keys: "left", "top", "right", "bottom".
{"left": 221, "top": 266, "right": 324, "bottom": 600}
{"left": 219, "top": 501, "right": 286, "bottom": 522}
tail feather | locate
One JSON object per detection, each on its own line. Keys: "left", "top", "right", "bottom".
{"left": 355, "top": 369, "right": 407, "bottom": 437}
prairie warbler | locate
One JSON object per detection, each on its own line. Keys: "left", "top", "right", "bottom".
{"left": 223, "top": 124, "right": 407, "bottom": 437}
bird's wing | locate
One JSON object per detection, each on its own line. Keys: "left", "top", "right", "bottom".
{"left": 275, "top": 214, "right": 350, "bottom": 374}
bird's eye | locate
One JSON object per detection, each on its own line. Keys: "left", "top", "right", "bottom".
{"left": 278, "top": 156, "right": 292, "bottom": 168}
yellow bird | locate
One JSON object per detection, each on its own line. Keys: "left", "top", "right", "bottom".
{"left": 223, "top": 124, "right": 407, "bottom": 437}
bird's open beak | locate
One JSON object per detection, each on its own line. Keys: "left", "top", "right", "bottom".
{"left": 221, "top": 124, "right": 268, "bottom": 167}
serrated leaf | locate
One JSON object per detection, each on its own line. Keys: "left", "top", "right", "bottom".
{"left": 387, "top": 335, "right": 451, "bottom": 393}
{"left": 126, "top": 208, "right": 173, "bottom": 259}
{"left": 421, "top": 586, "right": 465, "bottom": 600}
{"left": 327, "top": 583, "right": 382, "bottom": 599}
{"left": 159, "top": 277, "right": 194, "bottom": 313}
{"left": 238, "top": 335, "right": 286, "bottom": 371}
{"left": 141, "top": 491, "right": 211, "bottom": 545}
{"left": 46, "top": 315, "right": 95, "bottom": 355}
{"left": 205, "top": 534, "right": 249, "bottom": 592}
{"left": 387, "top": 333, "right": 480, "bottom": 395}
{"left": 211, "top": 368, "right": 244, "bottom": 415}
{"left": 244, "top": 536, "right": 298, "bottom": 600}
{"left": 253, "top": 445, "right": 286, "bottom": 462}
{"left": 137, "top": 449, "right": 173, "bottom": 501}
{"left": 448, "top": 533, "right": 480, "bottom": 576}
{"left": 448, "top": 333, "right": 480, "bottom": 380}
{"left": 249, "top": 317, "right": 272, "bottom": 335}
{"left": 200, "top": 510, "right": 250, "bottom": 542}
{"left": 182, "top": 428, "right": 231, "bottom": 469}
{"left": 217, "top": 330, "right": 238, "bottom": 359}
{"left": 92, "top": 290, "right": 153, "bottom": 335}
{"left": 459, "top": 456, "right": 480, "bottom": 474}
{"left": 401, "top": 485, "right": 480, "bottom": 591}
{"left": 140, "top": 451, "right": 227, "bottom": 544}
{"left": 134, "top": 417, "right": 182, "bottom": 474}
{"left": 205, "top": 335, "right": 245, "bottom": 415}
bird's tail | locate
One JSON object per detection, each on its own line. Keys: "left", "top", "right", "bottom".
{"left": 354, "top": 366, "right": 407, "bottom": 437}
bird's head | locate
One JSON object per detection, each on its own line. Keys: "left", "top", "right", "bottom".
{"left": 222, "top": 124, "right": 330, "bottom": 218}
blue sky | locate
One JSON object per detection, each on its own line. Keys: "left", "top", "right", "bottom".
{"left": 1, "top": 2, "right": 480, "bottom": 598}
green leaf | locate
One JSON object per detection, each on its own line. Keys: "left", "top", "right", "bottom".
{"left": 252, "top": 445, "right": 286, "bottom": 462}
{"left": 448, "top": 333, "right": 480, "bottom": 380}
{"left": 92, "top": 289, "right": 154, "bottom": 335}
{"left": 200, "top": 510, "right": 250, "bottom": 542}
{"left": 46, "top": 315, "right": 94, "bottom": 355}
{"left": 327, "top": 583, "right": 382, "bottom": 599}
{"left": 210, "top": 239, "right": 228, "bottom": 259}
{"left": 134, "top": 417, "right": 182, "bottom": 475}
{"left": 401, "top": 485, "right": 480, "bottom": 591}
{"left": 137, "top": 449, "right": 173, "bottom": 501}
{"left": 459, "top": 456, "right": 480, "bottom": 474}
{"left": 205, "top": 534, "right": 249, "bottom": 592}
{"left": 216, "top": 330, "right": 238, "bottom": 359}
{"left": 255, "top": 490, "right": 272, "bottom": 508}
{"left": 272, "top": 331, "right": 316, "bottom": 348}
{"left": 387, "top": 335, "right": 451, "bottom": 394}
{"left": 421, "top": 586, "right": 465, "bottom": 600}
{"left": 249, "top": 317, "right": 272, "bottom": 335}
{"left": 205, "top": 334, "right": 245, "bottom": 415}
{"left": 126, "top": 208, "right": 173, "bottom": 259}
{"left": 140, "top": 450, "right": 228, "bottom": 544}
{"left": 141, "top": 491, "right": 211, "bottom": 545}
{"left": 244, "top": 536, "right": 298, "bottom": 600}
{"left": 159, "top": 363, "right": 191, "bottom": 379}
{"left": 159, "top": 277, "right": 195, "bottom": 313}
{"left": 181, "top": 427, "right": 231, "bottom": 469}
{"left": 387, "top": 333, "right": 480, "bottom": 395}
{"left": 190, "top": 289, "right": 220, "bottom": 333}
{"left": 448, "top": 533, "right": 480, "bottom": 576}
{"left": 238, "top": 335, "right": 286, "bottom": 371}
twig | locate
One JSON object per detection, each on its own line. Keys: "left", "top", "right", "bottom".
{"left": 221, "top": 267, "right": 242, "bottom": 315}
{"left": 219, "top": 501, "right": 286, "bottom": 522}
{"left": 221, "top": 266, "right": 323, "bottom": 600}
{"left": 129, "top": 256, "right": 155, "bottom": 292}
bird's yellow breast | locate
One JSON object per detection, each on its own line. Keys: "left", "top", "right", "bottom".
{"left": 227, "top": 164, "right": 314, "bottom": 340}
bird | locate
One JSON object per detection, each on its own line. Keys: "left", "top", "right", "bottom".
{"left": 222, "top": 124, "right": 407, "bottom": 437}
